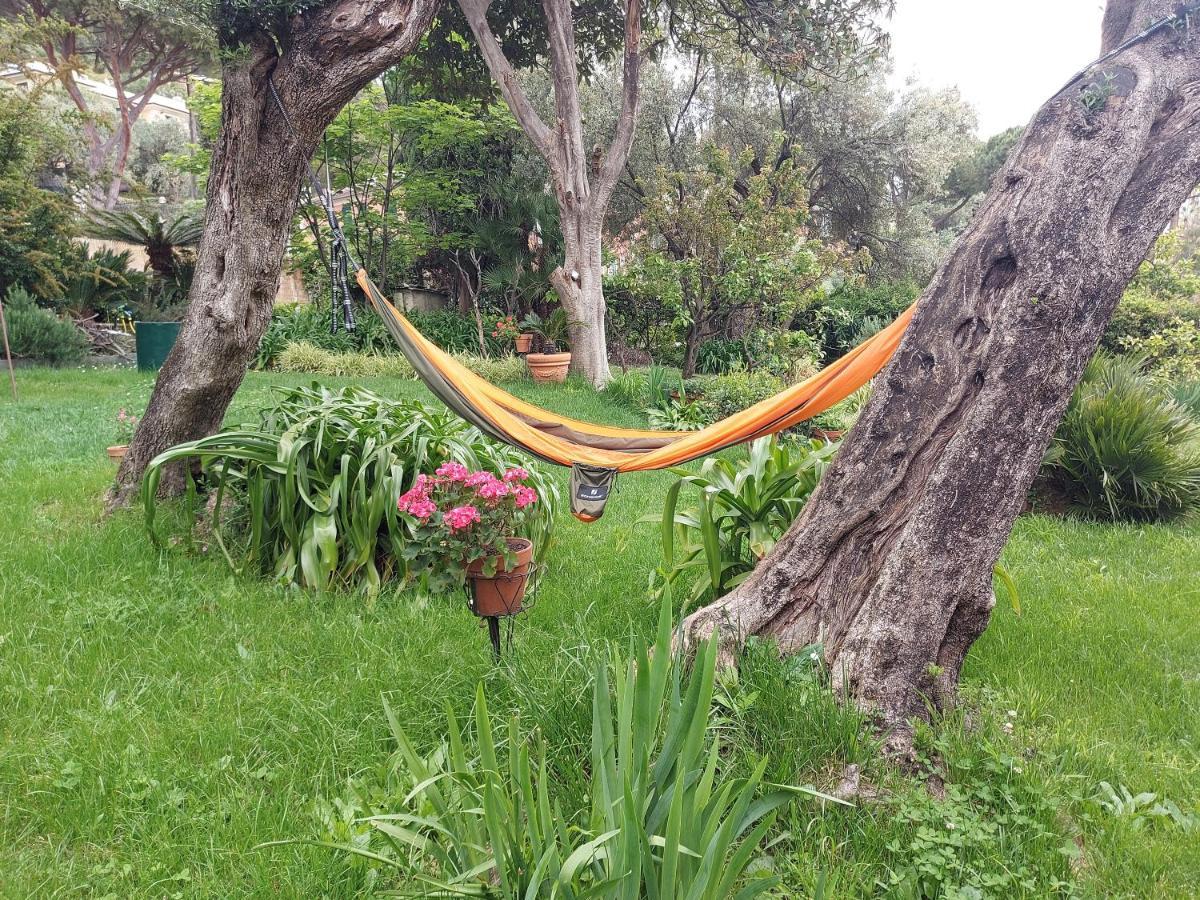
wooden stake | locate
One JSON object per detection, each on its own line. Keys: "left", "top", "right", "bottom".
{"left": 0, "top": 294, "right": 17, "bottom": 401}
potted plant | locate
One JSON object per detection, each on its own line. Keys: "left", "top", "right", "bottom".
{"left": 521, "top": 308, "right": 572, "bottom": 383}
{"left": 108, "top": 407, "right": 139, "bottom": 461}
{"left": 396, "top": 462, "right": 541, "bottom": 615}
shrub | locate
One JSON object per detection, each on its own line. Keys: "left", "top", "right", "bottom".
{"left": 1, "top": 285, "right": 89, "bottom": 366}
{"left": 687, "top": 370, "right": 786, "bottom": 423}
{"left": 807, "top": 278, "right": 918, "bottom": 361}
{"left": 603, "top": 368, "right": 649, "bottom": 409}
{"left": 1118, "top": 318, "right": 1200, "bottom": 380}
{"left": 1042, "top": 354, "right": 1200, "bottom": 522}
{"left": 307, "top": 598, "right": 825, "bottom": 897}
{"left": 274, "top": 342, "right": 417, "bottom": 380}
{"left": 696, "top": 337, "right": 747, "bottom": 375}
{"left": 455, "top": 353, "right": 527, "bottom": 384}
{"left": 143, "top": 385, "right": 559, "bottom": 595}
{"left": 650, "top": 436, "right": 837, "bottom": 603}
{"left": 406, "top": 308, "right": 507, "bottom": 356}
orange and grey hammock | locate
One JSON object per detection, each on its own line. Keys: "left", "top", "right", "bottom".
{"left": 355, "top": 269, "right": 914, "bottom": 521}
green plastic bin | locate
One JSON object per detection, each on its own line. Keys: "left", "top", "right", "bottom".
{"left": 135, "top": 321, "right": 181, "bottom": 371}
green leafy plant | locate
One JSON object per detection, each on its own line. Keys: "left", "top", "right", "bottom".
{"left": 649, "top": 436, "right": 837, "bottom": 603}
{"left": 1095, "top": 782, "right": 1198, "bottom": 832}
{"left": 273, "top": 342, "right": 417, "bottom": 379}
{"left": 292, "top": 598, "right": 838, "bottom": 897}
{"left": 1169, "top": 380, "right": 1200, "bottom": 420}
{"left": 1, "top": 285, "right": 89, "bottom": 366}
{"left": 646, "top": 396, "right": 708, "bottom": 432}
{"left": 1041, "top": 353, "right": 1200, "bottom": 522}
{"left": 520, "top": 307, "right": 571, "bottom": 353}
{"left": 143, "top": 385, "right": 558, "bottom": 596}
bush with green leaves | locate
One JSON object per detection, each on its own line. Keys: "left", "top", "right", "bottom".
{"left": 300, "top": 598, "right": 832, "bottom": 897}
{"left": 1041, "top": 354, "right": 1200, "bottom": 522}
{"left": 407, "top": 308, "right": 508, "bottom": 356}
{"left": 274, "top": 342, "right": 417, "bottom": 380}
{"left": 143, "top": 385, "right": 558, "bottom": 596}
{"left": 1170, "top": 380, "right": 1200, "bottom": 420}
{"left": 687, "top": 370, "right": 786, "bottom": 423}
{"left": 1, "top": 285, "right": 89, "bottom": 366}
{"left": 650, "top": 436, "right": 837, "bottom": 603}
{"left": 804, "top": 278, "right": 918, "bottom": 361}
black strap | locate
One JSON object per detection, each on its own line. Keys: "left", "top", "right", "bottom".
{"left": 268, "top": 79, "right": 357, "bottom": 334}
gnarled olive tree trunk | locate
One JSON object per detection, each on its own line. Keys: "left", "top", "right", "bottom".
{"left": 683, "top": 0, "right": 1200, "bottom": 754}
{"left": 109, "top": 0, "right": 440, "bottom": 506}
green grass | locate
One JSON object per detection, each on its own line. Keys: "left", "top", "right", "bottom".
{"left": 1, "top": 366, "right": 1197, "bottom": 898}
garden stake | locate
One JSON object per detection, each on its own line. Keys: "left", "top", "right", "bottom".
{"left": 0, "top": 293, "right": 17, "bottom": 401}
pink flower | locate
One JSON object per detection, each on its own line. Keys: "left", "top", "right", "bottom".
{"left": 436, "top": 461, "right": 469, "bottom": 481}
{"left": 513, "top": 486, "right": 538, "bottom": 508}
{"left": 477, "top": 480, "right": 510, "bottom": 503}
{"left": 117, "top": 408, "right": 128, "bottom": 421}
{"left": 464, "top": 470, "right": 497, "bottom": 488}
{"left": 397, "top": 483, "right": 430, "bottom": 513}
{"left": 502, "top": 467, "right": 529, "bottom": 483}
{"left": 407, "top": 498, "right": 437, "bottom": 521}
{"left": 443, "top": 505, "right": 481, "bottom": 532}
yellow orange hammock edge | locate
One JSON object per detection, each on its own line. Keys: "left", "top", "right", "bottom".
{"left": 355, "top": 268, "right": 915, "bottom": 521}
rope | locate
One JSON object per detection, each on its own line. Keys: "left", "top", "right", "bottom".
{"left": 1056, "top": 2, "right": 1200, "bottom": 95}
{"left": 267, "top": 79, "right": 357, "bottom": 334}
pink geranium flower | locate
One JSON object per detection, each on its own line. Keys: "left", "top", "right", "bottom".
{"left": 477, "top": 480, "right": 510, "bottom": 503}
{"left": 464, "top": 470, "right": 497, "bottom": 488}
{"left": 443, "top": 505, "right": 481, "bottom": 532}
{"left": 407, "top": 498, "right": 437, "bottom": 521}
{"left": 502, "top": 467, "right": 529, "bottom": 483}
{"left": 513, "top": 486, "right": 538, "bottom": 508}
{"left": 436, "top": 461, "right": 469, "bottom": 481}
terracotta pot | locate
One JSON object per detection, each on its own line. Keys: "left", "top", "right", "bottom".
{"left": 526, "top": 352, "right": 571, "bottom": 383}
{"left": 107, "top": 444, "right": 128, "bottom": 461}
{"left": 467, "top": 537, "right": 534, "bottom": 617}
{"left": 811, "top": 428, "right": 843, "bottom": 442}
{"left": 514, "top": 333, "right": 533, "bottom": 354}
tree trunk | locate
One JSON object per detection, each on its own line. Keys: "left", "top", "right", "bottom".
{"left": 682, "top": 0, "right": 1200, "bottom": 755}
{"left": 552, "top": 210, "right": 611, "bottom": 384}
{"left": 109, "top": 0, "right": 441, "bottom": 507}
{"left": 456, "top": 0, "right": 643, "bottom": 388}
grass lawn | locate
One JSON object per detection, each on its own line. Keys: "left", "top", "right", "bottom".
{"left": 1, "top": 366, "right": 1197, "bottom": 898}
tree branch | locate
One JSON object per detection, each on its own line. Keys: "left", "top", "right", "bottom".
{"left": 455, "top": 0, "right": 554, "bottom": 157}
{"left": 595, "top": 0, "right": 644, "bottom": 207}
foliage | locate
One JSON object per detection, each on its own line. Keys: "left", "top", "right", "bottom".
{"left": 0, "top": 94, "right": 83, "bottom": 300}
{"left": 1170, "top": 380, "right": 1200, "bottom": 419}
{"left": 143, "top": 385, "right": 558, "bottom": 596}
{"left": 520, "top": 307, "right": 571, "bottom": 354}
{"left": 803, "top": 278, "right": 919, "bottom": 362}
{"left": 880, "top": 726, "right": 1073, "bottom": 898}
{"left": 1042, "top": 354, "right": 1200, "bottom": 522}
{"left": 128, "top": 117, "right": 192, "bottom": 201}
{"left": 0, "top": 285, "right": 89, "bottom": 365}
{"left": 59, "top": 246, "right": 147, "bottom": 319}
{"left": 686, "top": 370, "right": 786, "bottom": 423}
{"left": 1095, "top": 782, "right": 1198, "bottom": 832}
{"left": 407, "top": 308, "right": 508, "bottom": 356}
{"left": 646, "top": 395, "right": 708, "bottom": 431}
{"left": 650, "top": 436, "right": 837, "bottom": 603}
{"left": 811, "top": 383, "right": 873, "bottom": 435}
{"left": 1103, "top": 234, "right": 1200, "bottom": 377}
{"left": 454, "top": 353, "right": 528, "bottom": 385}
{"left": 273, "top": 342, "right": 417, "bottom": 380}
{"left": 85, "top": 203, "right": 203, "bottom": 279}
{"left": 307, "top": 598, "right": 824, "bottom": 897}
{"left": 616, "top": 145, "right": 861, "bottom": 376}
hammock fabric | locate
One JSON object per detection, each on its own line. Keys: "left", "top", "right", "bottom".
{"left": 356, "top": 269, "right": 914, "bottom": 520}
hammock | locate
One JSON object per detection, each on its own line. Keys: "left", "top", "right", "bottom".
{"left": 356, "top": 269, "right": 913, "bottom": 520}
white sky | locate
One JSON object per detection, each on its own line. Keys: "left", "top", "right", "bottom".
{"left": 887, "top": 1, "right": 1108, "bottom": 137}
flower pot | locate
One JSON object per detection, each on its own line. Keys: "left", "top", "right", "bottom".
{"left": 811, "top": 428, "right": 843, "bottom": 442}
{"left": 466, "top": 537, "right": 534, "bottom": 617}
{"left": 107, "top": 444, "right": 128, "bottom": 461}
{"left": 514, "top": 333, "right": 533, "bottom": 354}
{"left": 526, "top": 352, "right": 571, "bottom": 383}
{"left": 134, "top": 321, "right": 181, "bottom": 371}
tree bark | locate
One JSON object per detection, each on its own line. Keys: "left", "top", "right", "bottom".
{"left": 456, "top": 0, "right": 642, "bottom": 386}
{"left": 109, "top": 0, "right": 440, "bottom": 506}
{"left": 682, "top": 0, "right": 1200, "bottom": 754}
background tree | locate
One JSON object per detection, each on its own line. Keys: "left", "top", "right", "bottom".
{"left": 456, "top": 0, "right": 891, "bottom": 385}
{"left": 108, "top": 0, "right": 441, "bottom": 506}
{"left": 0, "top": 0, "right": 210, "bottom": 207}
{"left": 681, "top": 0, "right": 1200, "bottom": 754}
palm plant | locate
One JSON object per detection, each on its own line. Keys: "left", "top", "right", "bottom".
{"left": 86, "top": 203, "right": 204, "bottom": 278}
{"left": 1043, "top": 353, "right": 1200, "bottom": 522}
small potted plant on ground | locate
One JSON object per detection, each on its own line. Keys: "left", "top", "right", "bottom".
{"left": 396, "top": 462, "right": 541, "bottom": 615}
{"left": 108, "top": 408, "right": 139, "bottom": 461}
{"left": 521, "top": 308, "right": 572, "bottom": 382}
